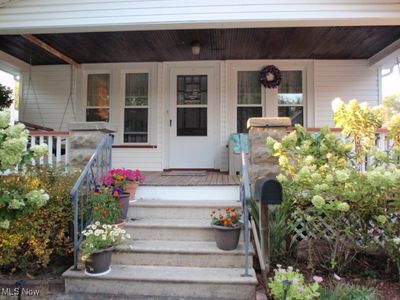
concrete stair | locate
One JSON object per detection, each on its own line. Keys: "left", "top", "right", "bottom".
{"left": 112, "top": 240, "right": 254, "bottom": 268}
{"left": 63, "top": 198, "right": 258, "bottom": 299}
{"left": 64, "top": 265, "right": 256, "bottom": 299}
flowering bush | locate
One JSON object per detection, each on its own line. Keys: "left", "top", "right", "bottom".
{"left": 268, "top": 265, "right": 320, "bottom": 299}
{"left": 0, "top": 109, "right": 48, "bottom": 172}
{"left": 80, "top": 222, "right": 131, "bottom": 261}
{"left": 210, "top": 208, "right": 242, "bottom": 227}
{"left": 101, "top": 168, "right": 145, "bottom": 191}
{"left": 0, "top": 166, "right": 79, "bottom": 273}
{"left": 267, "top": 99, "right": 400, "bottom": 274}
{"left": 0, "top": 109, "right": 51, "bottom": 228}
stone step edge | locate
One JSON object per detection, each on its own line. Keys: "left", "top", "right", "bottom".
{"left": 129, "top": 200, "right": 241, "bottom": 208}
{"left": 115, "top": 242, "right": 255, "bottom": 256}
{"left": 124, "top": 220, "right": 251, "bottom": 229}
{"left": 63, "top": 265, "right": 258, "bottom": 285}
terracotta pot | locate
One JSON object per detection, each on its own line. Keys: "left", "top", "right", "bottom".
{"left": 125, "top": 182, "right": 139, "bottom": 200}
{"left": 84, "top": 246, "right": 114, "bottom": 276}
{"left": 118, "top": 193, "right": 130, "bottom": 220}
{"left": 212, "top": 223, "right": 243, "bottom": 251}
{"left": 114, "top": 219, "right": 126, "bottom": 228}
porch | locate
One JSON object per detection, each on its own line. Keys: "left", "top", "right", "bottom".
{"left": 142, "top": 171, "right": 240, "bottom": 186}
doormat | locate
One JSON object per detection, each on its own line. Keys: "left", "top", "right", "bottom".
{"left": 162, "top": 171, "right": 207, "bottom": 176}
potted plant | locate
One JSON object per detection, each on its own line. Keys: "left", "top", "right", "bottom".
{"left": 123, "top": 169, "right": 145, "bottom": 200}
{"left": 80, "top": 222, "right": 131, "bottom": 276}
{"left": 211, "top": 208, "right": 242, "bottom": 250}
{"left": 90, "top": 189, "right": 124, "bottom": 226}
{"left": 103, "top": 168, "right": 145, "bottom": 199}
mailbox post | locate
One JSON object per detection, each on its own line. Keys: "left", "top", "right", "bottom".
{"left": 254, "top": 178, "right": 283, "bottom": 273}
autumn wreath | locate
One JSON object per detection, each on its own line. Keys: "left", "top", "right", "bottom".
{"left": 258, "top": 65, "right": 282, "bottom": 89}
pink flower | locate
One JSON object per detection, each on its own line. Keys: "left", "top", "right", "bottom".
{"left": 313, "top": 275, "right": 323, "bottom": 283}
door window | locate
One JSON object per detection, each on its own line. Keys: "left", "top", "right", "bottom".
{"left": 176, "top": 75, "right": 207, "bottom": 136}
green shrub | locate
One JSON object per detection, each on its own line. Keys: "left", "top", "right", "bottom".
{"left": 268, "top": 265, "right": 320, "bottom": 300}
{"left": 0, "top": 166, "right": 79, "bottom": 273}
{"left": 319, "top": 283, "right": 382, "bottom": 300}
{"left": 267, "top": 99, "right": 400, "bottom": 274}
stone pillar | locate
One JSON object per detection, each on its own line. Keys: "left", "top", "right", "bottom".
{"left": 247, "top": 117, "right": 291, "bottom": 183}
{"left": 247, "top": 117, "right": 291, "bottom": 276}
{"left": 68, "top": 122, "right": 116, "bottom": 168}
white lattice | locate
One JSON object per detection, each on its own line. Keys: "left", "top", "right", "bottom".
{"left": 290, "top": 212, "right": 398, "bottom": 248}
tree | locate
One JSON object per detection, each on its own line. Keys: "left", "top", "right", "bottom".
{"left": 383, "top": 93, "right": 400, "bottom": 121}
{"left": 0, "top": 84, "right": 13, "bottom": 109}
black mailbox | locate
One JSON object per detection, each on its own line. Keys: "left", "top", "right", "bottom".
{"left": 254, "top": 178, "right": 283, "bottom": 205}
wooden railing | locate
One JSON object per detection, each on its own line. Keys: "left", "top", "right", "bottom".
{"left": 28, "top": 130, "right": 70, "bottom": 166}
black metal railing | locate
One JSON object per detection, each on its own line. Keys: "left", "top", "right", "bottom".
{"left": 239, "top": 133, "right": 251, "bottom": 277}
{"left": 70, "top": 134, "right": 114, "bottom": 270}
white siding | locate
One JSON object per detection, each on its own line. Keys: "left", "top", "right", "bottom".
{"left": 15, "top": 59, "right": 381, "bottom": 171}
{"left": 314, "top": 60, "right": 380, "bottom": 127}
{"left": 0, "top": 0, "right": 399, "bottom": 34}
{"left": 112, "top": 148, "right": 163, "bottom": 171}
{"left": 20, "top": 65, "right": 77, "bottom": 130}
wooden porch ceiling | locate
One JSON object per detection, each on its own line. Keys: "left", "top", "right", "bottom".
{"left": 0, "top": 26, "right": 399, "bottom": 65}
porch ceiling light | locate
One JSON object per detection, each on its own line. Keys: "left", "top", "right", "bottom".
{"left": 191, "top": 41, "right": 201, "bottom": 55}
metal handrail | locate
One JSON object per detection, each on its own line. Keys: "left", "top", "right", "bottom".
{"left": 70, "top": 133, "right": 113, "bottom": 270}
{"left": 239, "top": 133, "right": 252, "bottom": 277}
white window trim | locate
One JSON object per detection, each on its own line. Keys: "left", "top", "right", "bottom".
{"left": 120, "top": 68, "right": 156, "bottom": 145}
{"left": 227, "top": 60, "right": 315, "bottom": 131}
{"left": 122, "top": 72, "right": 150, "bottom": 144}
{"left": 82, "top": 70, "right": 112, "bottom": 123}
{"left": 236, "top": 70, "right": 264, "bottom": 132}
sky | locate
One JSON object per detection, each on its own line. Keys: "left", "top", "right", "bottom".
{"left": 382, "top": 64, "right": 400, "bottom": 98}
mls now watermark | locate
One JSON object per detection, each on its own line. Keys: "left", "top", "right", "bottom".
{"left": 1, "top": 287, "right": 40, "bottom": 296}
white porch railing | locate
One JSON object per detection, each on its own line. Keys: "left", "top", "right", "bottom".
{"left": 299, "top": 127, "right": 395, "bottom": 170}
{"left": 28, "top": 130, "right": 70, "bottom": 166}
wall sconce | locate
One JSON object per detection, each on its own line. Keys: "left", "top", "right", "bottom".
{"left": 191, "top": 41, "right": 201, "bottom": 55}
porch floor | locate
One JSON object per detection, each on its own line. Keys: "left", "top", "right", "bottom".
{"left": 142, "top": 171, "right": 240, "bottom": 186}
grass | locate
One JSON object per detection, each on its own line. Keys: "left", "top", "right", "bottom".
{"left": 319, "top": 283, "right": 383, "bottom": 300}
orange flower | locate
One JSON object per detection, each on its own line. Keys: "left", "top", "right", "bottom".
{"left": 101, "top": 210, "right": 109, "bottom": 216}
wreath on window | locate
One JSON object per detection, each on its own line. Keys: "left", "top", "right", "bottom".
{"left": 258, "top": 65, "right": 282, "bottom": 89}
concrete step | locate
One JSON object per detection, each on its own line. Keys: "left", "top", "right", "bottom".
{"left": 135, "top": 185, "right": 240, "bottom": 201}
{"left": 63, "top": 265, "right": 257, "bottom": 300}
{"left": 112, "top": 240, "right": 254, "bottom": 268}
{"left": 125, "top": 218, "right": 247, "bottom": 241}
{"left": 128, "top": 200, "right": 241, "bottom": 220}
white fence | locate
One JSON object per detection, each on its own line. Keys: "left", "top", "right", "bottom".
{"left": 28, "top": 130, "right": 70, "bottom": 166}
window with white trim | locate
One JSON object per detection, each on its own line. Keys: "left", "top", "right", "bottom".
{"left": 86, "top": 74, "right": 110, "bottom": 122}
{"left": 277, "top": 71, "right": 304, "bottom": 125}
{"left": 237, "top": 71, "right": 263, "bottom": 133}
{"left": 124, "top": 73, "right": 149, "bottom": 143}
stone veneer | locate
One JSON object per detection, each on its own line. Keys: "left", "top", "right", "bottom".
{"left": 68, "top": 122, "right": 115, "bottom": 168}
{"left": 247, "top": 117, "right": 291, "bottom": 183}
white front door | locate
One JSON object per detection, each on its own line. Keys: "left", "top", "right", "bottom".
{"left": 168, "top": 68, "right": 216, "bottom": 168}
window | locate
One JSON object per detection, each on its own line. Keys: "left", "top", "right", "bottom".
{"left": 277, "top": 71, "right": 304, "bottom": 125}
{"left": 124, "top": 73, "right": 149, "bottom": 143}
{"left": 177, "top": 75, "right": 208, "bottom": 136}
{"left": 237, "top": 71, "right": 262, "bottom": 133}
{"left": 86, "top": 74, "right": 110, "bottom": 122}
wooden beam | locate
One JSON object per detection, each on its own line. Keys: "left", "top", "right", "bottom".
{"left": 369, "top": 38, "right": 400, "bottom": 68}
{"left": 21, "top": 34, "right": 80, "bottom": 67}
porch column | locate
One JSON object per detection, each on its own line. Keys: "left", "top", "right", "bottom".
{"left": 247, "top": 117, "right": 291, "bottom": 275}
{"left": 68, "top": 122, "right": 116, "bottom": 168}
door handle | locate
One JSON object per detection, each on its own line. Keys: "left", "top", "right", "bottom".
{"left": 169, "top": 119, "right": 172, "bottom": 127}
